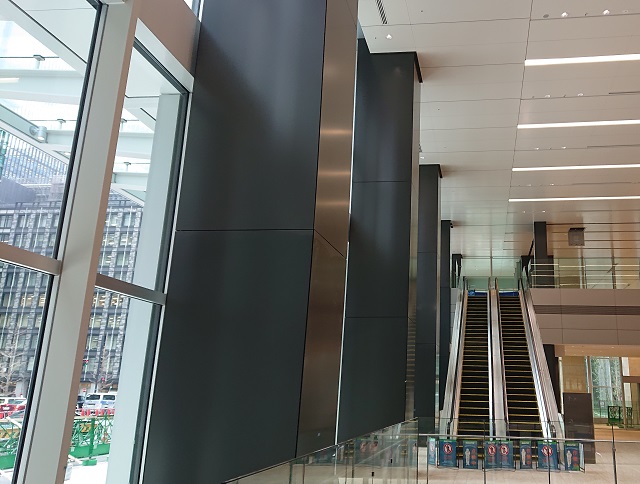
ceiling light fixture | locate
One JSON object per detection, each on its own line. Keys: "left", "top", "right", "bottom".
{"left": 561, "top": 11, "right": 569, "bottom": 17}
{"left": 510, "top": 195, "right": 640, "bottom": 202}
{"left": 603, "top": 9, "right": 610, "bottom": 14}
{"left": 518, "top": 119, "right": 640, "bottom": 129}
{"left": 525, "top": 53, "right": 640, "bottom": 66}
{"left": 386, "top": 34, "right": 393, "bottom": 39}
{"left": 0, "top": 78, "right": 19, "bottom": 84}
{"left": 513, "top": 163, "right": 640, "bottom": 172}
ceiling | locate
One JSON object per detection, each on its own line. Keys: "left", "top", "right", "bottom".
{"left": 360, "top": 0, "right": 640, "bottom": 276}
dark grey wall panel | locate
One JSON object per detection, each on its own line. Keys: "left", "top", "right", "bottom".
{"left": 338, "top": 317, "right": 408, "bottom": 441}
{"left": 176, "top": 0, "right": 327, "bottom": 231}
{"left": 414, "top": 165, "right": 441, "bottom": 423}
{"left": 351, "top": 43, "right": 415, "bottom": 184}
{"left": 439, "top": 220, "right": 451, "bottom": 410}
{"left": 345, "top": 181, "right": 412, "bottom": 318}
{"left": 297, "top": 233, "right": 347, "bottom": 455}
{"left": 144, "top": 230, "right": 313, "bottom": 484}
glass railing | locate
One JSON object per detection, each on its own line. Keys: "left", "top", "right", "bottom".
{"left": 528, "top": 258, "right": 640, "bottom": 289}
{"left": 224, "top": 416, "right": 640, "bottom": 483}
{"left": 223, "top": 419, "right": 419, "bottom": 483}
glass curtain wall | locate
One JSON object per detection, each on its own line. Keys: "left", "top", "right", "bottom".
{"left": 0, "top": 0, "right": 192, "bottom": 482}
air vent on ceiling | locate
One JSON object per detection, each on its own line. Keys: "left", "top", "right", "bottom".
{"left": 375, "top": 0, "right": 388, "bottom": 24}
{"left": 609, "top": 91, "right": 640, "bottom": 95}
{"left": 587, "top": 144, "right": 640, "bottom": 149}
{"left": 568, "top": 227, "right": 585, "bottom": 246}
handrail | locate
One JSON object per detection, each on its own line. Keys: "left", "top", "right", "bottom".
{"left": 222, "top": 418, "right": 419, "bottom": 483}
{"left": 490, "top": 281, "right": 507, "bottom": 438}
{"left": 519, "top": 277, "right": 564, "bottom": 440}
{"left": 441, "top": 277, "right": 467, "bottom": 435}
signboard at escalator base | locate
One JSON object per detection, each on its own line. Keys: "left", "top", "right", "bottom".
{"left": 519, "top": 441, "right": 533, "bottom": 470}
{"left": 438, "top": 439, "right": 457, "bottom": 468}
{"left": 564, "top": 442, "right": 581, "bottom": 471}
{"left": 462, "top": 441, "right": 478, "bottom": 469}
{"left": 537, "top": 441, "right": 558, "bottom": 470}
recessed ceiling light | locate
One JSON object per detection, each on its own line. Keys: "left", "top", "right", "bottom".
{"left": 386, "top": 34, "right": 393, "bottom": 39}
{"left": 535, "top": 147, "right": 540, "bottom": 150}
{"left": 518, "top": 119, "right": 640, "bottom": 129}
{"left": 526, "top": 53, "right": 640, "bottom": 66}
{"left": 542, "top": 210, "right": 546, "bottom": 213}
{"left": 544, "top": 94, "right": 551, "bottom": 98}
{"left": 513, "top": 163, "right": 640, "bottom": 171}
{"left": 562, "top": 146, "right": 567, "bottom": 149}
{"left": 561, "top": 12, "right": 569, "bottom": 17}
{"left": 0, "top": 77, "right": 19, "bottom": 84}
{"left": 510, "top": 195, "right": 640, "bottom": 202}
{"left": 578, "top": 93, "right": 584, "bottom": 96}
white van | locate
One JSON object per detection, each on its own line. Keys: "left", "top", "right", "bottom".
{"left": 82, "top": 393, "right": 117, "bottom": 413}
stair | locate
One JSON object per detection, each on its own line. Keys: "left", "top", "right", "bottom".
{"left": 457, "top": 295, "right": 490, "bottom": 437}
{"left": 499, "top": 295, "right": 543, "bottom": 440}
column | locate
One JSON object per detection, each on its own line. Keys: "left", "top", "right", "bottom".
{"left": 337, "top": 39, "right": 419, "bottom": 442}
{"left": 534, "top": 220, "right": 554, "bottom": 287}
{"left": 415, "top": 164, "right": 441, "bottom": 431}
{"left": 439, "top": 220, "right": 451, "bottom": 410}
{"left": 142, "top": 1, "right": 358, "bottom": 483}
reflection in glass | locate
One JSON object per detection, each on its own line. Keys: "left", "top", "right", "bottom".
{"left": 0, "top": 8, "right": 97, "bottom": 257}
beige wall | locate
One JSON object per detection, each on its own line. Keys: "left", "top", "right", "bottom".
{"left": 561, "top": 356, "right": 588, "bottom": 393}
{"left": 531, "top": 289, "right": 640, "bottom": 345}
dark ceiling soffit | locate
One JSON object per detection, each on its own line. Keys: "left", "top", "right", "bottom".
{"left": 414, "top": 53, "right": 423, "bottom": 83}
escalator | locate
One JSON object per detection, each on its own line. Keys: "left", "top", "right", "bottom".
{"left": 499, "top": 294, "right": 543, "bottom": 439}
{"left": 457, "top": 295, "right": 490, "bottom": 436}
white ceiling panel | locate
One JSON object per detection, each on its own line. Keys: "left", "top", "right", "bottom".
{"left": 358, "top": 0, "right": 410, "bottom": 26}
{"left": 442, "top": 170, "right": 513, "bottom": 188}
{"left": 442, "top": 186, "right": 511, "bottom": 202}
{"left": 510, "top": 168, "right": 640, "bottom": 187}
{"left": 422, "top": 82, "right": 525, "bottom": 103}
{"left": 406, "top": 0, "right": 532, "bottom": 24}
{"left": 426, "top": 151, "right": 515, "bottom": 170}
{"left": 531, "top": 1, "right": 640, "bottom": 20}
{"left": 528, "top": 15, "right": 640, "bottom": 41}
{"left": 361, "top": 25, "right": 415, "bottom": 52}
{"left": 361, "top": 1, "right": 640, "bottom": 269}
{"left": 417, "top": 43, "right": 527, "bottom": 68}
{"left": 412, "top": 19, "right": 530, "bottom": 46}
{"left": 526, "top": 37, "right": 640, "bottom": 60}
{"left": 513, "top": 146, "right": 640, "bottom": 167}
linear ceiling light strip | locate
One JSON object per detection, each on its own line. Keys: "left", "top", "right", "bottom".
{"left": 518, "top": 120, "right": 640, "bottom": 129}
{"left": 525, "top": 54, "right": 640, "bottom": 66}
{"left": 509, "top": 196, "right": 640, "bottom": 202}
{"left": 513, "top": 164, "right": 640, "bottom": 171}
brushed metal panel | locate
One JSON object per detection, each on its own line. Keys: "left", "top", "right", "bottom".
{"left": 338, "top": 317, "right": 408, "bottom": 441}
{"left": 143, "top": 230, "right": 314, "bottom": 484}
{"left": 313, "top": 0, "right": 357, "bottom": 257}
{"left": 297, "top": 232, "right": 347, "bottom": 455}
{"left": 176, "top": 0, "right": 327, "bottom": 231}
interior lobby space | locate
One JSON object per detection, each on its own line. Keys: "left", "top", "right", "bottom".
{"left": 1, "top": 0, "right": 640, "bottom": 483}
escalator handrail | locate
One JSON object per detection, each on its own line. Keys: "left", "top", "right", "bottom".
{"left": 518, "top": 278, "right": 564, "bottom": 440}
{"left": 492, "top": 282, "right": 508, "bottom": 438}
{"left": 441, "top": 277, "right": 467, "bottom": 435}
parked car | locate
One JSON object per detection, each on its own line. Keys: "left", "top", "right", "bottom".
{"left": 82, "top": 393, "right": 116, "bottom": 413}
{"left": 1, "top": 398, "right": 26, "bottom": 414}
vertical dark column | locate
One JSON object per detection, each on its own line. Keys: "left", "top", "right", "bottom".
{"left": 534, "top": 221, "right": 554, "bottom": 287}
{"left": 439, "top": 220, "right": 451, "bottom": 410}
{"left": 142, "top": 1, "right": 358, "bottom": 483}
{"left": 415, "top": 165, "right": 441, "bottom": 431}
{"left": 337, "top": 40, "right": 419, "bottom": 442}
{"left": 544, "top": 344, "right": 562, "bottom": 409}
